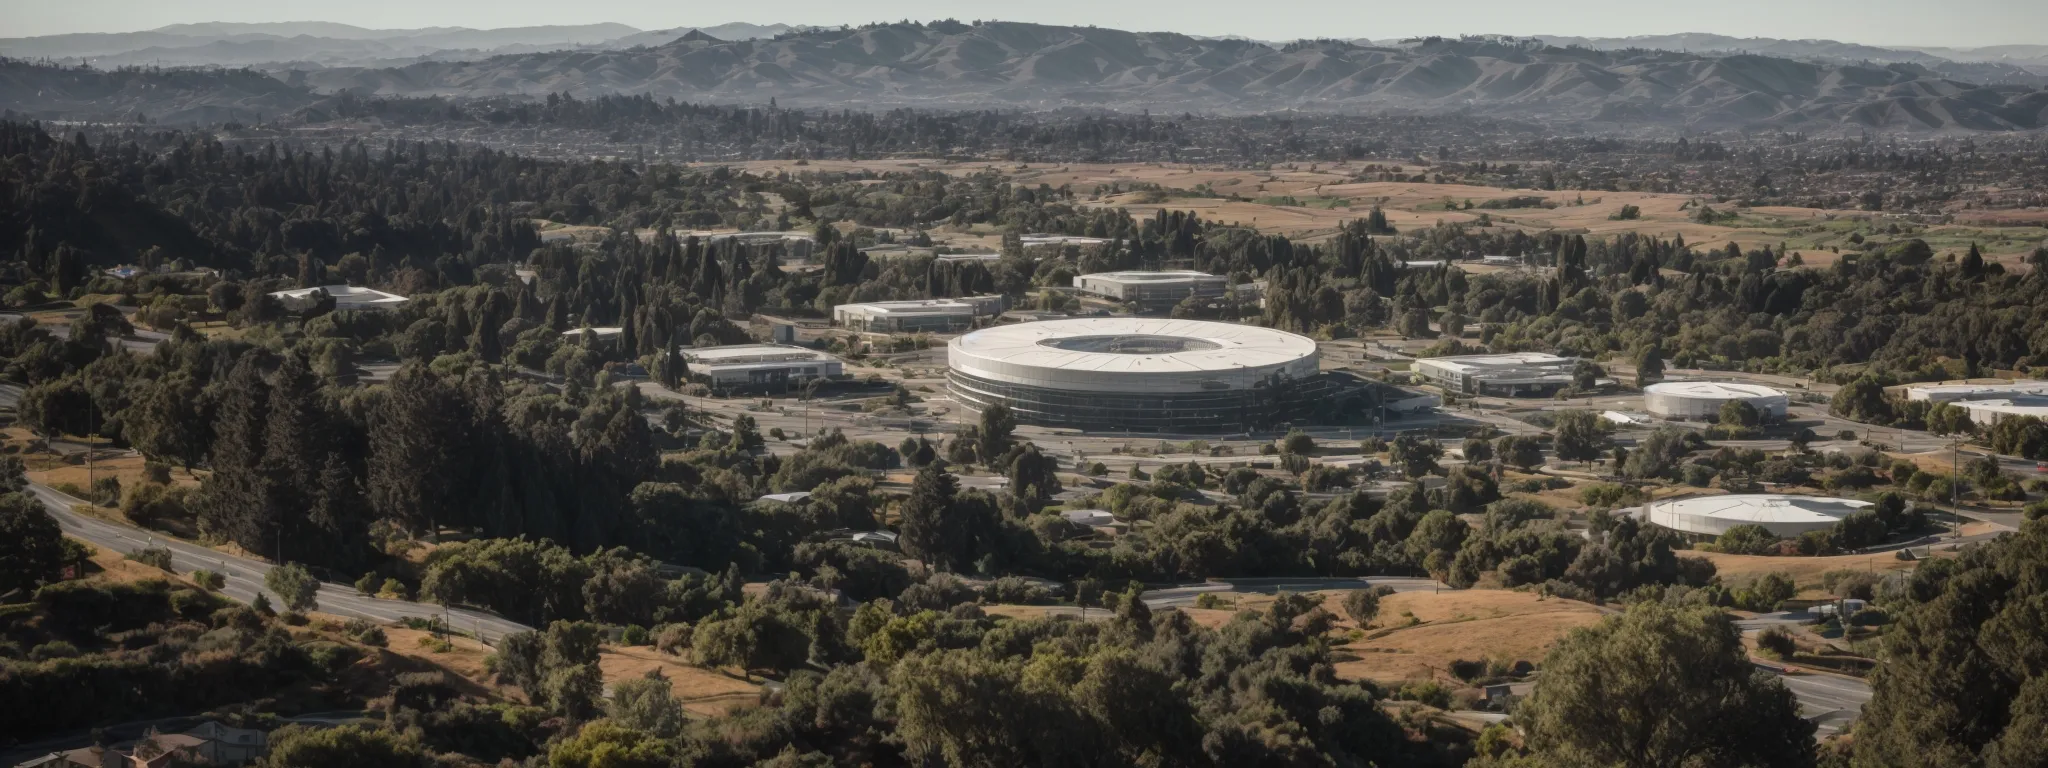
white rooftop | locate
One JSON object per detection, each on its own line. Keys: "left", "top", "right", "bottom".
{"left": 758, "top": 492, "right": 811, "bottom": 503}
{"left": 269, "top": 284, "right": 409, "bottom": 308}
{"left": 1080, "top": 270, "right": 1222, "bottom": 282}
{"left": 836, "top": 299, "right": 982, "bottom": 316}
{"left": 1906, "top": 381, "right": 2048, "bottom": 401}
{"left": 1062, "top": 509, "right": 1119, "bottom": 526}
{"left": 1416, "top": 352, "right": 1574, "bottom": 373}
{"left": 1646, "top": 494, "right": 1872, "bottom": 537}
{"left": 1644, "top": 382, "right": 1786, "bottom": 399}
{"left": 562, "top": 327, "right": 624, "bottom": 338}
{"left": 950, "top": 318, "right": 1316, "bottom": 375}
{"left": 683, "top": 344, "right": 838, "bottom": 366}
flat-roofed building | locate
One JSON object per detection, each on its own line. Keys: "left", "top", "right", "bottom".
{"left": 1072, "top": 271, "right": 1231, "bottom": 313}
{"left": 833, "top": 296, "right": 1006, "bottom": 333}
{"left": 1412, "top": 352, "right": 1580, "bottom": 397}
{"left": 682, "top": 344, "right": 842, "bottom": 391}
{"left": 1904, "top": 380, "right": 2048, "bottom": 425}
{"left": 268, "top": 285, "right": 409, "bottom": 312}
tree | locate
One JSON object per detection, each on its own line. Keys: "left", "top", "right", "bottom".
{"left": 1635, "top": 344, "right": 1665, "bottom": 389}
{"left": 1719, "top": 399, "right": 1761, "bottom": 428}
{"left": 1830, "top": 376, "right": 1894, "bottom": 424}
{"left": 1003, "top": 443, "right": 1061, "bottom": 506}
{"left": 608, "top": 674, "right": 685, "bottom": 738}
{"left": 1852, "top": 520, "right": 2048, "bottom": 766}
{"left": 368, "top": 365, "right": 474, "bottom": 539}
{"left": 1507, "top": 602, "right": 1814, "bottom": 768}
{"left": 125, "top": 373, "right": 213, "bottom": 470}
{"left": 1925, "top": 402, "right": 1975, "bottom": 437}
{"left": 1552, "top": 410, "right": 1611, "bottom": 466}
{"left": 259, "top": 725, "right": 427, "bottom": 768}
{"left": 1572, "top": 360, "right": 1605, "bottom": 391}
{"left": 548, "top": 719, "right": 674, "bottom": 768}
{"left": 1462, "top": 438, "right": 1493, "bottom": 464}
{"left": 1342, "top": 586, "right": 1393, "bottom": 627}
{"left": 1495, "top": 434, "right": 1545, "bottom": 471}
{"left": 265, "top": 562, "right": 321, "bottom": 613}
{"left": 1388, "top": 433, "right": 1443, "bottom": 478}
{"left": 0, "top": 493, "right": 65, "bottom": 593}
{"left": 898, "top": 461, "right": 966, "bottom": 572}
{"left": 976, "top": 404, "right": 1016, "bottom": 468}
{"left": 1715, "top": 524, "right": 1780, "bottom": 555}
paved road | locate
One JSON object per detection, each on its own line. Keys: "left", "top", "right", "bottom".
{"left": 29, "top": 483, "right": 532, "bottom": 643}
{"left": 1769, "top": 668, "right": 1873, "bottom": 737}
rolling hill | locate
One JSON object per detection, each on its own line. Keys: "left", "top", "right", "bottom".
{"left": 286, "top": 23, "right": 2048, "bottom": 130}
{"left": 5, "top": 22, "right": 2048, "bottom": 131}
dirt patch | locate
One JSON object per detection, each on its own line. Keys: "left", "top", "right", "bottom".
{"left": 598, "top": 644, "right": 764, "bottom": 717}
{"left": 1331, "top": 590, "right": 1605, "bottom": 685}
{"left": 69, "top": 537, "right": 183, "bottom": 585}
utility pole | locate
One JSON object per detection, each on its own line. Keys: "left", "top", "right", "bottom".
{"left": 1951, "top": 436, "right": 1961, "bottom": 541}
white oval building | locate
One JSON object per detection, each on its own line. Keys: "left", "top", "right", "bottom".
{"left": 1645, "top": 494, "right": 1870, "bottom": 538}
{"left": 1643, "top": 381, "right": 1789, "bottom": 420}
{"left": 947, "top": 318, "right": 1326, "bottom": 432}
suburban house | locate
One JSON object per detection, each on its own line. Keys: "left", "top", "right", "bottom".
{"left": 122, "top": 722, "right": 269, "bottom": 768}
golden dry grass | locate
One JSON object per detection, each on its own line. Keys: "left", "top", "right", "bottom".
{"left": 25, "top": 454, "right": 204, "bottom": 491}
{"left": 598, "top": 644, "right": 764, "bottom": 717}
{"left": 1331, "top": 590, "right": 1606, "bottom": 685}
{"left": 676, "top": 159, "right": 2039, "bottom": 266}
{"left": 1689, "top": 549, "right": 1922, "bottom": 589}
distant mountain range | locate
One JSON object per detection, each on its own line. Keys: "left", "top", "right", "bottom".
{"left": 0, "top": 22, "right": 796, "bottom": 69}
{"left": 5, "top": 22, "right": 2048, "bottom": 131}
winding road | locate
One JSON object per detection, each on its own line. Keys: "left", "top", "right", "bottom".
{"left": 29, "top": 483, "right": 532, "bottom": 644}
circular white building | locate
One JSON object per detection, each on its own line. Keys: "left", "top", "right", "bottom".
{"left": 1645, "top": 494, "right": 1870, "bottom": 538}
{"left": 1643, "top": 381, "right": 1789, "bottom": 420}
{"left": 947, "top": 318, "right": 1325, "bottom": 432}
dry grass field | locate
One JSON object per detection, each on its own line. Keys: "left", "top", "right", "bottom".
{"left": 1331, "top": 590, "right": 1606, "bottom": 685}
{"left": 597, "top": 645, "right": 765, "bottom": 717}
{"left": 1689, "top": 549, "right": 1922, "bottom": 591}
{"left": 678, "top": 157, "right": 2042, "bottom": 267}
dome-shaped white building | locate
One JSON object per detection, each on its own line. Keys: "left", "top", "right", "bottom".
{"left": 1643, "top": 381, "right": 1789, "bottom": 420}
{"left": 1645, "top": 494, "right": 1869, "bottom": 538}
{"left": 947, "top": 318, "right": 1328, "bottom": 433}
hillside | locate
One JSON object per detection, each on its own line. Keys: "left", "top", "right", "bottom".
{"left": 7, "top": 22, "right": 2048, "bottom": 130}
{"left": 0, "top": 22, "right": 790, "bottom": 69}
{"left": 275, "top": 23, "right": 2048, "bottom": 130}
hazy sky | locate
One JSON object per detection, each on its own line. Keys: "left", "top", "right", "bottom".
{"left": 11, "top": 0, "right": 2046, "bottom": 48}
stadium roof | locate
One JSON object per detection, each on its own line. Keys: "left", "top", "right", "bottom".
{"left": 1646, "top": 494, "right": 1871, "bottom": 537}
{"left": 1644, "top": 382, "right": 1786, "bottom": 399}
{"left": 950, "top": 318, "right": 1315, "bottom": 375}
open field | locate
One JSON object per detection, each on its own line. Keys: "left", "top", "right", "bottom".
{"left": 1331, "top": 590, "right": 1606, "bottom": 685}
{"left": 597, "top": 645, "right": 765, "bottom": 717}
{"left": 686, "top": 158, "right": 2045, "bottom": 267}
{"left": 1690, "top": 550, "right": 1921, "bottom": 590}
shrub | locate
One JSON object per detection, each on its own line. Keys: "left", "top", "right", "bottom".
{"left": 1756, "top": 627, "right": 1798, "bottom": 660}
{"left": 1343, "top": 585, "right": 1394, "bottom": 627}
{"left": 126, "top": 546, "right": 175, "bottom": 572}
{"left": 620, "top": 624, "right": 651, "bottom": 646}
{"left": 1821, "top": 569, "right": 1881, "bottom": 600}
{"left": 343, "top": 618, "right": 389, "bottom": 647}
{"left": 28, "top": 640, "right": 80, "bottom": 660}
{"left": 355, "top": 572, "right": 381, "bottom": 596}
{"left": 190, "top": 569, "right": 225, "bottom": 591}
{"left": 655, "top": 624, "right": 693, "bottom": 655}
{"left": 1715, "top": 525, "right": 1780, "bottom": 556}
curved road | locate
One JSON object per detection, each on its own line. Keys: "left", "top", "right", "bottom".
{"left": 29, "top": 483, "right": 532, "bottom": 644}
